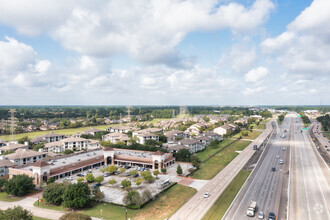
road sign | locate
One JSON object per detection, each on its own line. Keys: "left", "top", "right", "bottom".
{"left": 302, "top": 128, "right": 308, "bottom": 131}
{"left": 298, "top": 115, "right": 301, "bottom": 117}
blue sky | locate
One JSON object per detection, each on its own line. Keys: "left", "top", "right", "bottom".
{"left": 0, "top": 0, "right": 328, "bottom": 105}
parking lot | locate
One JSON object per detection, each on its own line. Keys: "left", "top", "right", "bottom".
{"left": 56, "top": 162, "right": 191, "bottom": 205}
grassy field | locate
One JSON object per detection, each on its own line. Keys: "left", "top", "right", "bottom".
{"left": 197, "top": 139, "right": 233, "bottom": 161}
{"left": 33, "top": 217, "right": 51, "bottom": 220}
{"left": 192, "top": 140, "right": 251, "bottom": 180}
{"left": 0, "top": 118, "right": 170, "bottom": 141}
{"left": 251, "top": 123, "right": 266, "bottom": 129}
{"left": 233, "top": 130, "right": 262, "bottom": 140}
{"left": 34, "top": 184, "right": 196, "bottom": 220}
{"left": 133, "top": 184, "right": 196, "bottom": 220}
{"left": 0, "top": 192, "right": 24, "bottom": 202}
{"left": 202, "top": 170, "right": 251, "bottom": 219}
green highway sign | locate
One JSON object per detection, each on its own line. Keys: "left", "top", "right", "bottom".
{"left": 302, "top": 128, "right": 308, "bottom": 130}
{"left": 297, "top": 115, "right": 301, "bottom": 117}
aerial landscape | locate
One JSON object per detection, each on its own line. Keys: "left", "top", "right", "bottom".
{"left": 0, "top": 0, "right": 329, "bottom": 220}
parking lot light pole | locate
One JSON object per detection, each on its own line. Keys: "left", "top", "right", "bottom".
{"left": 126, "top": 209, "right": 128, "bottom": 220}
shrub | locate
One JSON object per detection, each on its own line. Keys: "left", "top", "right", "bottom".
{"left": 94, "top": 176, "right": 104, "bottom": 183}
{"left": 85, "top": 174, "right": 94, "bottom": 183}
{"left": 108, "top": 179, "right": 117, "bottom": 185}
{"left": 63, "top": 149, "right": 74, "bottom": 155}
{"left": 161, "top": 168, "right": 167, "bottom": 174}
{"left": 77, "top": 177, "right": 85, "bottom": 183}
{"left": 121, "top": 179, "right": 131, "bottom": 190}
{"left": 46, "top": 177, "right": 55, "bottom": 185}
{"left": 176, "top": 165, "right": 183, "bottom": 175}
{"left": 153, "top": 170, "right": 160, "bottom": 178}
{"left": 0, "top": 206, "right": 33, "bottom": 220}
{"left": 123, "top": 190, "right": 142, "bottom": 208}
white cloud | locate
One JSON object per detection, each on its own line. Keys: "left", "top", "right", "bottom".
{"left": 0, "top": 0, "right": 275, "bottom": 66}
{"left": 245, "top": 66, "right": 269, "bottom": 83}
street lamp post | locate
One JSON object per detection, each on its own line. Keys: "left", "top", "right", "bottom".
{"left": 126, "top": 209, "right": 127, "bottom": 220}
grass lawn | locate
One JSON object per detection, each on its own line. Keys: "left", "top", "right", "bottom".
{"left": 0, "top": 192, "right": 24, "bottom": 202}
{"left": 33, "top": 217, "right": 51, "bottom": 220}
{"left": 233, "top": 130, "right": 262, "bottom": 140}
{"left": 202, "top": 170, "right": 251, "bottom": 220}
{"left": 133, "top": 184, "right": 196, "bottom": 220}
{"left": 33, "top": 200, "right": 66, "bottom": 211}
{"left": 34, "top": 185, "right": 196, "bottom": 220}
{"left": 192, "top": 140, "right": 251, "bottom": 180}
{"left": 197, "top": 139, "right": 233, "bottom": 162}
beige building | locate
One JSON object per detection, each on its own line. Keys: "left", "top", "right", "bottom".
{"left": 3, "top": 148, "right": 47, "bottom": 166}
{"left": 102, "top": 133, "right": 130, "bottom": 144}
{"left": 30, "top": 132, "right": 67, "bottom": 144}
{"left": 44, "top": 137, "right": 100, "bottom": 153}
{"left": 0, "top": 143, "right": 29, "bottom": 154}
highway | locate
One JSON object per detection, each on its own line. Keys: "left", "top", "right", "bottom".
{"left": 170, "top": 120, "right": 274, "bottom": 220}
{"left": 289, "top": 114, "right": 330, "bottom": 220}
{"left": 223, "top": 117, "right": 291, "bottom": 220}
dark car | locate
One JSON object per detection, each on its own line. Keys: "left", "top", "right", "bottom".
{"left": 268, "top": 212, "right": 276, "bottom": 220}
{"left": 103, "top": 172, "right": 111, "bottom": 177}
{"left": 133, "top": 173, "right": 139, "bottom": 178}
{"left": 92, "top": 183, "right": 101, "bottom": 188}
{"left": 77, "top": 173, "right": 84, "bottom": 177}
{"left": 271, "top": 167, "right": 276, "bottom": 172}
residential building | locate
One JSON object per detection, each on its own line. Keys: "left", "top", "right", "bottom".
{"left": 0, "top": 143, "right": 29, "bottom": 154}
{"left": 82, "top": 128, "right": 104, "bottom": 136}
{"left": 136, "top": 132, "right": 159, "bottom": 145}
{"left": 3, "top": 148, "right": 47, "bottom": 166}
{"left": 44, "top": 137, "right": 99, "bottom": 153}
{"left": 0, "top": 159, "right": 15, "bottom": 177}
{"left": 106, "top": 126, "right": 135, "bottom": 133}
{"left": 102, "top": 133, "right": 130, "bottom": 144}
{"left": 177, "top": 138, "right": 204, "bottom": 153}
{"left": 201, "top": 132, "right": 222, "bottom": 141}
{"left": 30, "top": 132, "right": 67, "bottom": 144}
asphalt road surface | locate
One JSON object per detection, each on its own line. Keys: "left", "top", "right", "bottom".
{"left": 170, "top": 121, "right": 274, "bottom": 220}
{"left": 289, "top": 115, "right": 330, "bottom": 220}
{"left": 223, "top": 117, "right": 291, "bottom": 220}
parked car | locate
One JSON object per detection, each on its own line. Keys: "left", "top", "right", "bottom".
{"left": 133, "top": 173, "right": 139, "bottom": 178}
{"left": 268, "top": 212, "right": 276, "bottom": 220}
{"left": 258, "top": 211, "right": 264, "bottom": 219}
{"left": 124, "top": 173, "right": 130, "bottom": 176}
{"left": 77, "top": 173, "right": 84, "bottom": 177}
{"left": 103, "top": 173, "right": 111, "bottom": 177}
{"left": 65, "top": 176, "right": 74, "bottom": 181}
{"left": 92, "top": 183, "right": 101, "bottom": 188}
{"left": 204, "top": 192, "right": 210, "bottom": 198}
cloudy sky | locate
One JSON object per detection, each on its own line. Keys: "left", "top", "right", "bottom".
{"left": 0, "top": 0, "right": 329, "bottom": 105}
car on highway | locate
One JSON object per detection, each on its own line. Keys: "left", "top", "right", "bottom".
{"left": 282, "top": 147, "right": 286, "bottom": 151}
{"left": 279, "top": 159, "right": 283, "bottom": 164}
{"left": 258, "top": 211, "right": 265, "bottom": 219}
{"left": 271, "top": 167, "right": 276, "bottom": 172}
{"left": 204, "top": 192, "right": 210, "bottom": 198}
{"left": 268, "top": 212, "right": 276, "bottom": 220}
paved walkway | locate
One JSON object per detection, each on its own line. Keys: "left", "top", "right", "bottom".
{"left": 0, "top": 192, "right": 101, "bottom": 220}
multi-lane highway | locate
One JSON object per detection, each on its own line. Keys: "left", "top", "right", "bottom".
{"left": 170, "top": 121, "right": 274, "bottom": 220}
{"left": 224, "top": 117, "right": 291, "bottom": 220}
{"left": 289, "top": 115, "right": 330, "bottom": 219}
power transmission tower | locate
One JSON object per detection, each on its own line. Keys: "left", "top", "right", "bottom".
{"left": 9, "top": 109, "right": 17, "bottom": 142}
{"left": 172, "top": 109, "right": 175, "bottom": 118}
{"left": 126, "top": 106, "right": 132, "bottom": 122}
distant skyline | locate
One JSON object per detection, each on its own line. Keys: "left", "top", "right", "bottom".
{"left": 0, "top": 0, "right": 329, "bottom": 105}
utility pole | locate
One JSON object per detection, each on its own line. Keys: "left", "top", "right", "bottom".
{"left": 9, "top": 109, "right": 17, "bottom": 142}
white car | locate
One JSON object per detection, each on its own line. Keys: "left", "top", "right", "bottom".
{"left": 279, "top": 159, "right": 284, "bottom": 164}
{"left": 204, "top": 192, "right": 210, "bottom": 198}
{"left": 65, "top": 176, "right": 74, "bottom": 181}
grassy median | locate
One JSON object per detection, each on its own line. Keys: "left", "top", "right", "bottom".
{"left": 202, "top": 170, "right": 251, "bottom": 219}
{"left": 192, "top": 140, "right": 251, "bottom": 180}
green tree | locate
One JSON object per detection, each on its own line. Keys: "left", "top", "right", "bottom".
{"left": 63, "top": 149, "right": 74, "bottom": 155}
{"left": 0, "top": 178, "right": 8, "bottom": 192}
{"left": 161, "top": 168, "right": 167, "bottom": 174}
{"left": 119, "top": 167, "right": 126, "bottom": 174}
{"left": 141, "top": 189, "right": 152, "bottom": 203}
{"left": 46, "top": 177, "right": 55, "bottom": 185}
{"left": 153, "top": 170, "right": 160, "bottom": 178}
{"left": 241, "top": 131, "right": 249, "bottom": 136}
{"left": 85, "top": 174, "right": 95, "bottom": 183}
{"left": 33, "top": 143, "right": 45, "bottom": 152}
{"left": 177, "top": 164, "right": 183, "bottom": 175}
{"left": 92, "top": 187, "right": 104, "bottom": 202}
{"left": 18, "top": 136, "right": 29, "bottom": 144}
{"left": 121, "top": 179, "right": 131, "bottom": 190}
{"left": 106, "top": 165, "right": 118, "bottom": 174}
{"left": 59, "top": 212, "right": 92, "bottom": 220}
{"left": 62, "top": 182, "right": 91, "bottom": 209}
{"left": 134, "top": 178, "right": 144, "bottom": 187}
{"left": 174, "top": 149, "right": 191, "bottom": 162}
{"left": 4, "top": 174, "right": 35, "bottom": 197}
{"left": 108, "top": 179, "right": 117, "bottom": 185}
{"left": 190, "top": 154, "right": 201, "bottom": 169}
{"left": 129, "top": 170, "right": 138, "bottom": 176}
{"left": 94, "top": 176, "right": 104, "bottom": 183}
{"left": 77, "top": 177, "right": 84, "bottom": 183}
{"left": 0, "top": 206, "right": 33, "bottom": 220}
{"left": 140, "top": 171, "right": 154, "bottom": 183}
{"left": 43, "top": 183, "right": 67, "bottom": 205}
{"left": 123, "top": 190, "right": 142, "bottom": 208}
